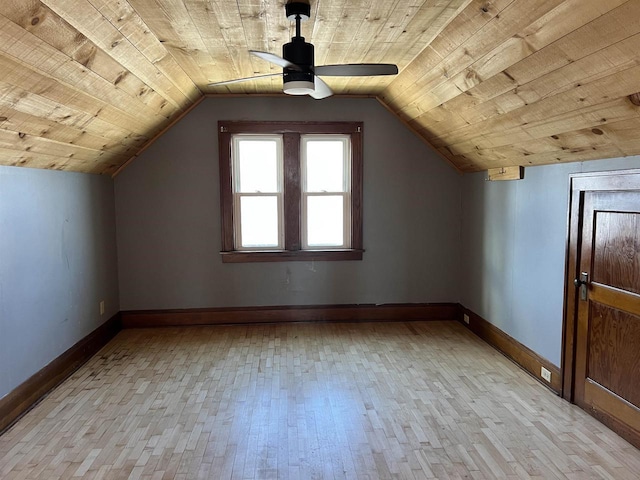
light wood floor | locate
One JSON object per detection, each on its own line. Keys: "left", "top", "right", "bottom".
{"left": 1, "top": 321, "right": 639, "bottom": 479}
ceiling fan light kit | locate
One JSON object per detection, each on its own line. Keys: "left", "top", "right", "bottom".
{"left": 283, "top": 80, "right": 315, "bottom": 95}
{"left": 208, "top": 1, "right": 398, "bottom": 99}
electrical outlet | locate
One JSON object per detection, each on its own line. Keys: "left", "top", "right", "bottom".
{"left": 100, "top": 301, "right": 105, "bottom": 316}
{"left": 541, "top": 366, "right": 551, "bottom": 382}
{"left": 463, "top": 313, "right": 470, "bottom": 324}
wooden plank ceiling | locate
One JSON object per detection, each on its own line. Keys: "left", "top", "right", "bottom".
{"left": 0, "top": 0, "right": 639, "bottom": 175}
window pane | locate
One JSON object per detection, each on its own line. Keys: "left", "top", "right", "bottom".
{"left": 237, "top": 140, "right": 279, "bottom": 193}
{"left": 305, "top": 140, "right": 345, "bottom": 192}
{"left": 240, "top": 196, "right": 280, "bottom": 248}
{"left": 306, "top": 196, "right": 344, "bottom": 247}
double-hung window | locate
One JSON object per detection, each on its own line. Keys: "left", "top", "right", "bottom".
{"left": 302, "top": 135, "right": 351, "bottom": 249}
{"left": 219, "top": 121, "right": 363, "bottom": 262}
{"left": 232, "top": 135, "right": 284, "bottom": 249}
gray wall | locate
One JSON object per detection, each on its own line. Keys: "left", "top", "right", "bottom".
{"left": 115, "top": 97, "right": 462, "bottom": 310}
{"left": 461, "top": 156, "right": 640, "bottom": 366}
{"left": 0, "top": 166, "right": 119, "bottom": 399}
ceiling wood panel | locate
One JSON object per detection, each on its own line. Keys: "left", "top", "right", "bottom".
{"left": 0, "top": 0, "right": 638, "bottom": 175}
{"left": 430, "top": 63, "right": 640, "bottom": 151}
{"left": 0, "top": 3, "right": 176, "bottom": 115}
{"left": 403, "top": 0, "right": 629, "bottom": 116}
{"left": 0, "top": 127, "right": 129, "bottom": 163}
{"left": 0, "top": 55, "right": 154, "bottom": 136}
{"left": 41, "top": 0, "right": 198, "bottom": 108}
{"left": 383, "top": 0, "right": 569, "bottom": 114}
{"left": 124, "top": 0, "right": 220, "bottom": 87}
{"left": 415, "top": 0, "right": 637, "bottom": 134}
{"left": 336, "top": 0, "right": 472, "bottom": 94}
{"left": 381, "top": 0, "right": 517, "bottom": 105}
{"left": 381, "top": 0, "right": 640, "bottom": 171}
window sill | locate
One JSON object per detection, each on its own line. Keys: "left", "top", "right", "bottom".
{"left": 220, "top": 249, "right": 364, "bottom": 263}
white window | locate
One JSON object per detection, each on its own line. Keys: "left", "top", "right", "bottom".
{"left": 232, "top": 135, "right": 283, "bottom": 250}
{"left": 219, "top": 121, "right": 363, "bottom": 263}
{"left": 301, "top": 135, "right": 351, "bottom": 249}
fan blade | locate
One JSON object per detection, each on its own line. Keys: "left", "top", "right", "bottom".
{"left": 208, "top": 73, "right": 281, "bottom": 87}
{"left": 314, "top": 63, "right": 398, "bottom": 77}
{"left": 309, "top": 76, "right": 333, "bottom": 100}
{"left": 249, "top": 50, "right": 301, "bottom": 70}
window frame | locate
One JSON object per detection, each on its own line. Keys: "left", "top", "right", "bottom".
{"left": 218, "top": 121, "right": 363, "bottom": 263}
{"left": 231, "top": 134, "right": 284, "bottom": 250}
{"left": 300, "top": 134, "right": 352, "bottom": 250}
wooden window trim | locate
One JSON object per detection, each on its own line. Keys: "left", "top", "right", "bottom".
{"left": 218, "top": 121, "right": 363, "bottom": 263}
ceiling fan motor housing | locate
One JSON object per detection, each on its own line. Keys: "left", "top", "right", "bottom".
{"left": 283, "top": 38, "right": 315, "bottom": 92}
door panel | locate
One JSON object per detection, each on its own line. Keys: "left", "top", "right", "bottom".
{"left": 592, "top": 211, "right": 640, "bottom": 294}
{"left": 584, "top": 380, "right": 640, "bottom": 434}
{"left": 574, "top": 191, "right": 640, "bottom": 436}
{"left": 587, "top": 303, "right": 640, "bottom": 407}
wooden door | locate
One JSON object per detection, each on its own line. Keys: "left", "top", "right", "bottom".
{"left": 572, "top": 189, "right": 640, "bottom": 444}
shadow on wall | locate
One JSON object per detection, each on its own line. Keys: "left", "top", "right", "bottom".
{"left": 483, "top": 180, "right": 517, "bottom": 330}
{"left": 462, "top": 174, "right": 518, "bottom": 332}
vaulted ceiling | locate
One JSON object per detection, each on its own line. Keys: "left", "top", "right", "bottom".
{"left": 1, "top": 0, "right": 639, "bottom": 176}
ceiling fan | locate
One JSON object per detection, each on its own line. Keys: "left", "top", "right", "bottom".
{"left": 208, "top": 1, "right": 399, "bottom": 99}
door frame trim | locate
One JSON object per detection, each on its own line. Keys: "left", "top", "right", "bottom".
{"left": 562, "top": 168, "right": 640, "bottom": 401}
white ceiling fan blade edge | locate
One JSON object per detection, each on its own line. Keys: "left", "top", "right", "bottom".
{"left": 250, "top": 50, "right": 300, "bottom": 70}
{"left": 309, "top": 76, "right": 333, "bottom": 99}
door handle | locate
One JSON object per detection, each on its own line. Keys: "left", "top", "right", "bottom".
{"left": 574, "top": 272, "right": 589, "bottom": 301}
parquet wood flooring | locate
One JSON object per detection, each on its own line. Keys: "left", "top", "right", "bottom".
{"left": 1, "top": 321, "right": 639, "bottom": 479}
